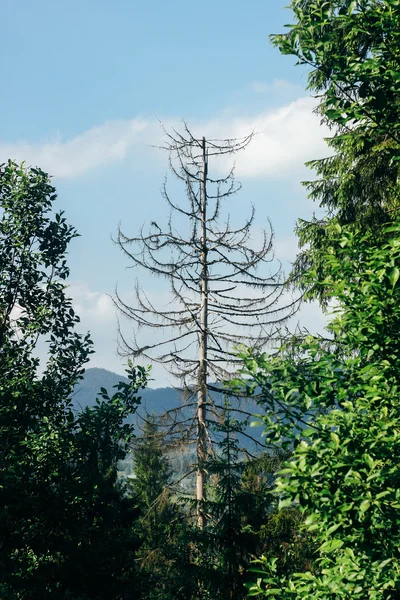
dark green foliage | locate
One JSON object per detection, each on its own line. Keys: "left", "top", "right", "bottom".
{"left": 130, "top": 416, "right": 197, "bottom": 600}
{"left": 270, "top": 0, "right": 400, "bottom": 302}
{"left": 131, "top": 415, "right": 174, "bottom": 535}
{"left": 0, "top": 161, "right": 148, "bottom": 599}
{"left": 204, "top": 406, "right": 248, "bottom": 599}
{"left": 187, "top": 406, "right": 314, "bottom": 599}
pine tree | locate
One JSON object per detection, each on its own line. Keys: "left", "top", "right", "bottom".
{"left": 131, "top": 415, "right": 174, "bottom": 544}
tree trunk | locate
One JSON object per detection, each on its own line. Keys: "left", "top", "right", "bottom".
{"left": 196, "top": 137, "right": 208, "bottom": 528}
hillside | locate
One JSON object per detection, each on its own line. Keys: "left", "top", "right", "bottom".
{"left": 71, "top": 367, "right": 196, "bottom": 423}
{"left": 72, "top": 367, "right": 265, "bottom": 451}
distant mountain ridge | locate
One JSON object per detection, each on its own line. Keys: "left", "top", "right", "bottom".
{"left": 72, "top": 368, "right": 267, "bottom": 490}
{"left": 71, "top": 367, "right": 191, "bottom": 417}
{"left": 72, "top": 367, "right": 265, "bottom": 451}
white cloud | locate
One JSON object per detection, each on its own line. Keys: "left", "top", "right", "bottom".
{"left": 0, "top": 118, "right": 150, "bottom": 178}
{"left": 198, "top": 97, "right": 330, "bottom": 179}
{"left": 293, "top": 300, "right": 328, "bottom": 336}
{"left": 64, "top": 281, "right": 179, "bottom": 386}
{"left": 69, "top": 281, "right": 116, "bottom": 322}
{"left": 0, "top": 97, "right": 330, "bottom": 181}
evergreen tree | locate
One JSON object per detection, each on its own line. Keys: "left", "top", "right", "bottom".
{"left": 270, "top": 0, "right": 400, "bottom": 302}
{"left": 131, "top": 415, "right": 196, "bottom": 600}
{"left": 197, "top": 405, "right": 313, "bottom": 599}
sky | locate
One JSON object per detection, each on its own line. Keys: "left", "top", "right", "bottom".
{"left": 1, "top": 0, "right": 330, "bottom": 387}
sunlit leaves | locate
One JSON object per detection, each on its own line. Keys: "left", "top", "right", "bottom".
{"left": 236, "top": 219, "right": 400, "bottom": 598}
{"left": 272, "top": 1, "right": 400, "bottom": 307}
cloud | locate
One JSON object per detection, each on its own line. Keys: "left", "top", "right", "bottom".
{"left": 0, "top": 96, "right": 330, "bottom": 181}
{"left": 274, "top": 235, "right": 300, "bottom": 264}
{"left": 69, "top": 281, "right": 116, "bottom": 322}
{"left": 0, "top": 118, "right": 150, "bottom": 178}
{"left": 198, "top": 97, "right": 330, "bottom": 179}
{"left": 292, "top": 300, "right": 328, "bottom": 336}
{"left": 63, "top": 281, "right": 177, "bottom": 385}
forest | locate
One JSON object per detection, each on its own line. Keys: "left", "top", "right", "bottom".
{"left": 1, "top": 0, "right": 400, "bottom": 598}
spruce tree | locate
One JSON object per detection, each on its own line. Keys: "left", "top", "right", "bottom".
{"left": 114, "top": 126, "right": 297, "bottom": 526}
{"left": 131, "top": 415, "right": 196, "bottom": 600}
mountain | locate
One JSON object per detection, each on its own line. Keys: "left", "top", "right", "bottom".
{"left": 72, "top": 367, "right": 266, "bottom": 490}
{"left": 72, "top": 367, "right": 265, "bottom": 450}
{"left": 71, "top": 367, "right": 194, "bottom": 419}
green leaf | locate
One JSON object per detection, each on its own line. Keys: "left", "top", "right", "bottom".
{"left": 326, "top": 522, "right": 341, "bottom": 536}
{"left": 319, "top": 539, "right": 344, "bottom": 553}
{"left": 348, "top": 0, "right": 357, "bottom": 14}
{"left": 388, "top": 267, "right": 399, "bottom": 289}
{"left": 360, "top": 499, "right": 370, "bottom": 513}
{"left": 278, "top": 498, "right": 292, "bottom": 510}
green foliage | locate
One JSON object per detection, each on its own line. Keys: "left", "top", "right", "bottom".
{"left": 185, "top": 405, "right": 313, "bottom": 599}
{"left": 204, "top": 406, "right": 249, "bottom": 599}
{"left": 270, "top": 1, "right": 400, "bottom": 301}
{"left": 238, "top": 220, "right": 400, "bottom": 598}
{"left": 0, "top": 161, "right": 149, "bottom": 599}
{"left": 131, "top": 416, "right": 195, "bottom": 600}
{"left": 131, "top": 415, "right": 173, "bottom": 511}
{"left": 271, "top": 0, "right": 400, "bottom": 139}
{"left": 236, "top": 7, "right": 400, "bottom": 596}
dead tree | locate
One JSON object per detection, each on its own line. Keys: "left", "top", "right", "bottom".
{"left": 113, "top": 125, "right": 297, "bottom": 527}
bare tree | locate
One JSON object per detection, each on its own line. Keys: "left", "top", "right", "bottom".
{"left": 113, "top": 125, "right": 297, "bottom": 527}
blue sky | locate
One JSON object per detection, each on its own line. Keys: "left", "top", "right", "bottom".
{"left": 1, "top": 0, "right": 329, "bottom": 386}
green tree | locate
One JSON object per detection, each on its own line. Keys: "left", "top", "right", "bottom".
{"left": 131, "top": 415, "right": 173, "bottom": 523}
{"left": 270, "top": 0, "right": 400, "bottom": 300}
{"left": 0, "top": 161, "right": 148, "bottom": 599}
{"left": 236, "top": 5, "right": 400, "bottom": 596}
{"left": 271, "top": 0, "right": 400, "bottom": 140}
{"left": 58, "top": 366, "right": 148, "bottom": 600}
{"left": 195, "top": 406, "right": 312, "bottom": 599}
{"left": 131, "top": 415, "right": 195, "bottom": 600}
{"left": 203, "top": 405, "right": 247, "bottom": 599}
{"left": 239, "top": 220, "right": 400, "bottom": 599}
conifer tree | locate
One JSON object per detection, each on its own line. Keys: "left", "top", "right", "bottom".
{"left": 131, "top": 415, "right": 174, "bottom": 544}
{"left": 270, "top": 0, "right": 400, "bottom": 301}
{"left": 131, "top": 415, "right": 197, "bottom": 600}
{"left": 114, "top": 126, "right": 297, "bottom": 526}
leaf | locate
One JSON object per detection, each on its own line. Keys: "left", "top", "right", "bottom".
{"left": 331, "top": 432, "right": 340, "bottom": 447}
{"left": 388, "top": 267, "right": 399, "bottom": 289}
{"left": 326, "top": 522, "right": 341, "bottom": 536}
{"left": 250, "top": 420, "right": 264, "bottom": 428}
{"left": 348, "top": 0, "right": 357, "bottom": 14}
{"left": 360, "top": 499, "right": 370, "bottom": 513}
{"left": 278, "top": 498, "right": 292, "bottom": 510}
{"left": 378, "top": 558, "right": 393, "bottom": 569}
{"left": 319, "top": 539, "right": 344, "bottom": 553}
